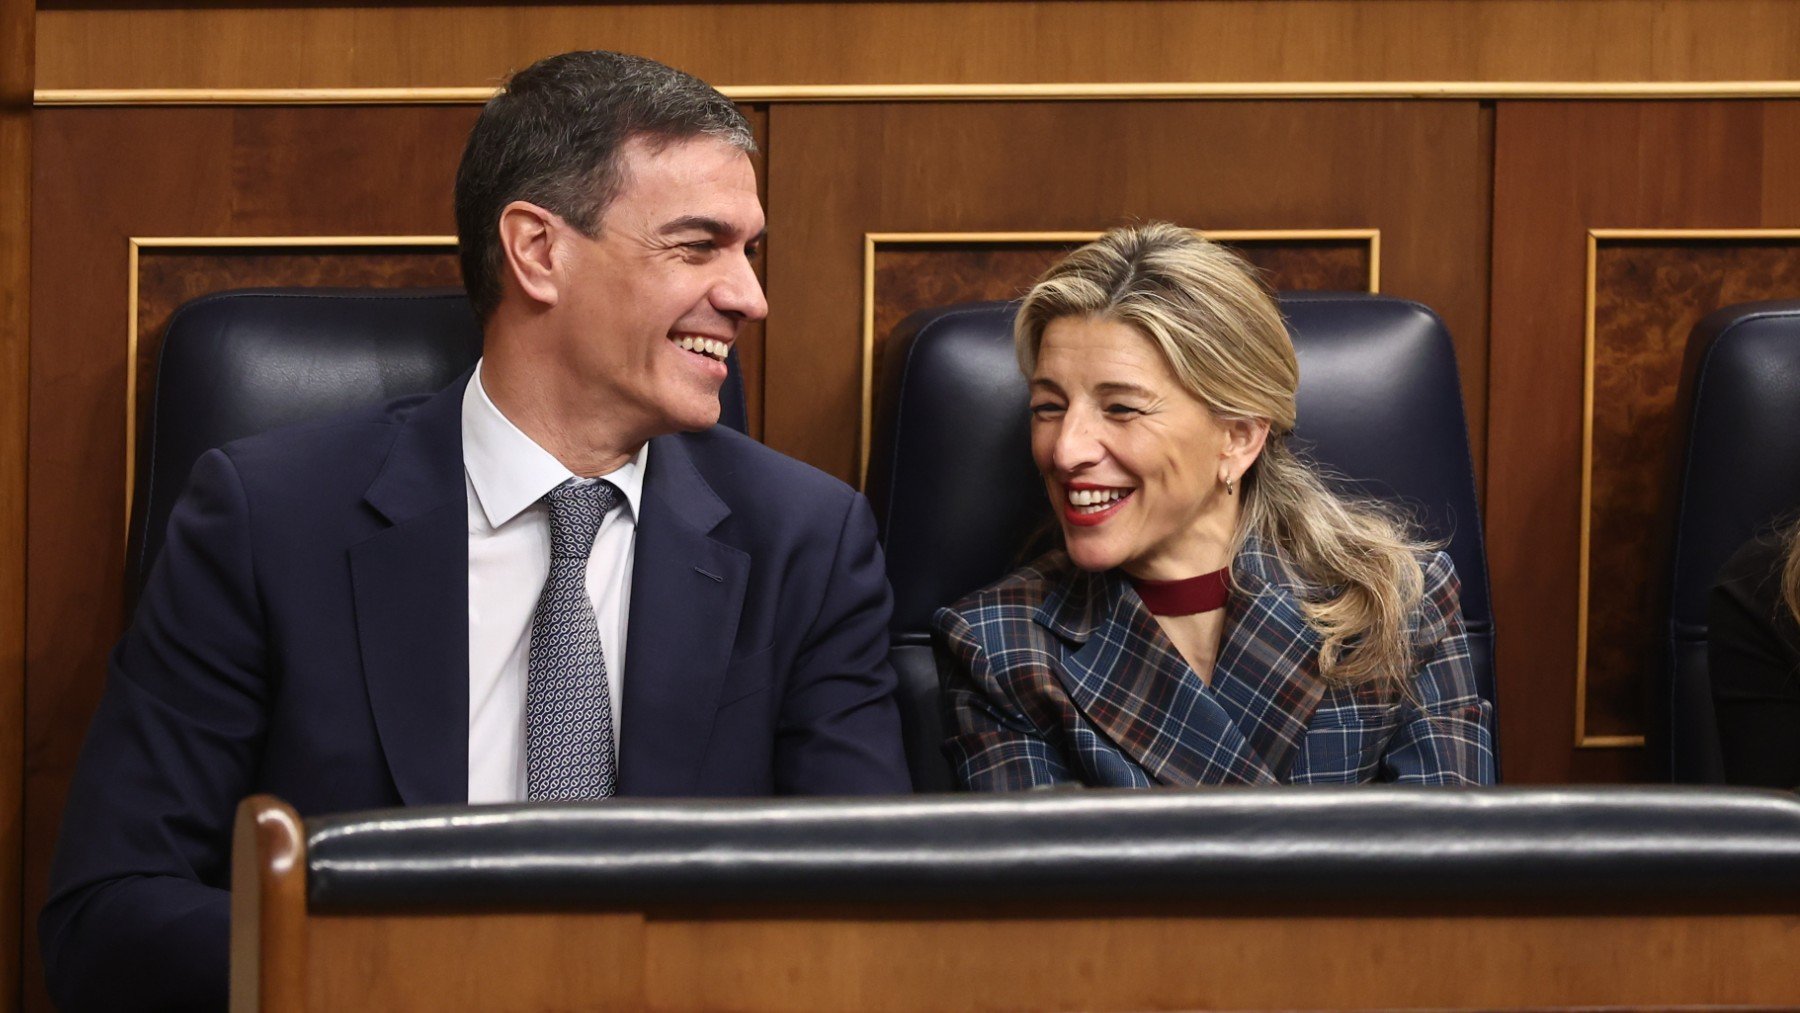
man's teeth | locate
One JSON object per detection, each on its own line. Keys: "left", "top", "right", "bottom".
{"left": 1069, "top": 488, "right": 1128, "bottom": 512}
{"left": 673, "top": 335, "right": 729, "bottom": 362}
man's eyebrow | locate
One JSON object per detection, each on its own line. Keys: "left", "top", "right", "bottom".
{"left": 659, "top": 216, "right": 767, "bottom": 244}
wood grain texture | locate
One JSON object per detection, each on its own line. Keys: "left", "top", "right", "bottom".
{"left": 641, "top": 910, "right": 1800, "bottom": 1010}
{"left": 1488, "top": 101, "right": 1800, "bottom": 783}
{"left": 306, "top": 912, "right": 647, "bottom": 1011}
{"left": 36, "top": 1, "right": 1800, "bottom": 92}
{"left": 272, "top": 904, "right": 1800, "bottom": 1010}
{"left": 869, "top": 237, "right": 1370, "bottom": 455}
{"left": 766, "top": 100, "right": 1490, "bottom": 487}
{"left": 0, "top": 0, "right": 29, "bottom": 1004}
{"left": 230, "top": 796, "right": 307, "bottom": 1013}
{"left": 1585, "top": 239, "right": 1800, "bottom": 740}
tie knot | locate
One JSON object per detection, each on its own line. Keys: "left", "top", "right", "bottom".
{"left": 543, "top": 479, "right": 621, "bottom": 559}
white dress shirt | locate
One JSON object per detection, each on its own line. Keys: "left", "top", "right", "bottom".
{"left": 462, "top": 362, "right": 645, "bottom": 803}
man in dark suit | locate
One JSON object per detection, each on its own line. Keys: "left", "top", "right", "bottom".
{"left": 42, "top": 50, "right": 909, "bottom": 1010}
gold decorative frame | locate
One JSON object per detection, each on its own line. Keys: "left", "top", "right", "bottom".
{"left": 38, "top": 81, "right": 1800, "bottom": 107}
{"left": 859, "top": 228, "right": 1381, "bottom": 481}
{"left": 124, "top": 235, "right": 458, "bottom": 543}
{"left": 1576, "top": 227, "right": 1800, "bottom": 748}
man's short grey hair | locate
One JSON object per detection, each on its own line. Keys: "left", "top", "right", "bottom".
{"left": 453, "top": 50, "right": 755, "bottom": 320}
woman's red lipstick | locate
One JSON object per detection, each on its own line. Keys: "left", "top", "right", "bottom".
{"left": 1062, "top": 483, "right": 1132, "bottom": 527}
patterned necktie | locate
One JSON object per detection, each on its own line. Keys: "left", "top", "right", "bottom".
{"left": 526, "top": 478, "right": 622, "bottom": 800}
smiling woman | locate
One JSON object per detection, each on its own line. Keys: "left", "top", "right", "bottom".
{"left": 933, "top": 224, "right": 1495, "bottom": 789}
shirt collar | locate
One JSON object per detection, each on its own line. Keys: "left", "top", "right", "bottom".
{"left": 461, "top": 360, "right": 648, "bottom": 529}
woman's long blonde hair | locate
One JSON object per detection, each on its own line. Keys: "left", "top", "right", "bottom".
{"left": 1015, "top": 223, "right": 1438, "bottom": 692}
{"left": 1782, "top": 524, "right": 1800, "bottom": 627}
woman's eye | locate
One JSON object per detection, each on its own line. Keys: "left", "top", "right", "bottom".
{"left": 1029, "top": 402, "right": 1064, "bottom": 417}
{"left": 1105, "top": 403, "right": 1142, "bottom": 417}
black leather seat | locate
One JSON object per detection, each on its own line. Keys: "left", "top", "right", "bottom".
{"left": 867, "top": 294, "right": 1494, "bottom": 791}
{"left": 133, "top": 287, "right": 748, "bottom": 588}
{"left": 1665, "top": 300, "right": 1800, "bottom": 783}
{"left": 306, "top": 787, "right": 1800, "bottom": 910}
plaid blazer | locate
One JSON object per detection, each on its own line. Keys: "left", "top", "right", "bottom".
{"left": 933, "top": 539, "right": 1495, "bottom": 788}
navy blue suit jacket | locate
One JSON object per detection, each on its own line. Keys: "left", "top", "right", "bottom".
{"left": 41, "top": 376, "right": 910, "bottom": 1010}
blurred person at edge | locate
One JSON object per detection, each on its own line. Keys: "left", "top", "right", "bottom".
{"left": 42, "top": 50, "right": 908, "bottom": 1011}
{"left": 1710, "top": 523, "right": 1800, "bottom": 788}
{"left": 934, "top": 224, "right": 1494, "bottom": 789}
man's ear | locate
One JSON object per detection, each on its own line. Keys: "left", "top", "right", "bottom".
{"left": 497, "top": 201, "right": 562, "bottom": 309}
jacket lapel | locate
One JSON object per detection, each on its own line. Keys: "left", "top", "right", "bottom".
{"left": 1048, "top": 569, "right": 1277, "bottom": 786}
{"left": 617, "top": 434, "right": 748, "bottom": 795}
{"left": 349, "top": 376, "right": 471, "bottom": 806}
{"left": 1208, "top": 541, "right": 1328, "bottom": 780}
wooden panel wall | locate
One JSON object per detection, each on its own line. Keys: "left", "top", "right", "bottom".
{"left": 27, "top": 107, "right": 479, "bottom": 1010}
{"left": 23, "top": 1, "right": 1800, "bottom": 1009}
{"left": 35, "top": 1, "right": 1800, "bottom": 92}
{"left": 1, "top": 0, "right": 29, "bottom": 1003}
{"left": 1489, "top": 102, "right": 1800, "bottom": 782}
{"left": 764, "top": 100, "right": 1491, "bottom": 482}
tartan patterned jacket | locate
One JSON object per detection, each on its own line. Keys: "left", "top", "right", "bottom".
{"left": 933, "top": 539, "right": 1495, "bottom": 788}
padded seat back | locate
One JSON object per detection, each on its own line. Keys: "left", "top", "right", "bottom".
{"left": 133, "top": 287, "right": 747, "bottom": 588}
{"left": 1666, "top": 301, "right": 1800, "bottom": 782}
{"left": 868, "top": 294, "right": 1493, "bottom": 791}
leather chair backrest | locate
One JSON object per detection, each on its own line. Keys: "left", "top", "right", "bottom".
{"left": 868, "top": 294, "right": 1494, "bottom": 791}
{"left": 133, "top": 287, "right": 748, "bottom": 589}
{"left": 1666, "top": 301, "right": 1800, "bottom": 783}
{"left": 306, "top": 787, "right": 1800, "bottom": 910}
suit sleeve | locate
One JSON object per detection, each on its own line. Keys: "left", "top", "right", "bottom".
{"left": 933, "top": 606, "right": 1076, "bottom": 790}
{"left": 41, "top": 448, "right": 271, "bottom": 1011}
{"left": 773, "top": 491, "right": 912, "bottom": 793}
{"left": 1381, "top": 551, "right": 1496, "bottom": 785}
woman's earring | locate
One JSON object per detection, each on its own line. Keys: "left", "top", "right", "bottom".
{"left": 1224, "top": 474, "right": 1236, "bottom": 497}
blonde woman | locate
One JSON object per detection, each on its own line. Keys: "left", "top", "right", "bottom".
{"left": 933, "top": 223, "right": 1494, "bottom": 788}
{"left": 1709, "top": 524, "right": 1800, "bottom": 787}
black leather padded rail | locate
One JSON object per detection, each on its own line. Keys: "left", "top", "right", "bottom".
{"left": 1666, "top": 301, "right": 1800, "bottom": 782}
{"left": 866, "top": 295, "right": 1493, "bottom": 789}
{"left": 133, "top": 287, "right": 748, "bottom": 592}
{"left": 305, "top": 787, "right": 1800, "bottom": 912}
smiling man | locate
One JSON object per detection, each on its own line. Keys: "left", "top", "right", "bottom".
{"left": 42, "top": 51, "right": 909, "bottom": 1011}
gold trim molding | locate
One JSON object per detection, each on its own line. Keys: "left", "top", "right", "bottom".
{"left": 39, "top": 80, "right": 1800, "bottom": 107}
{"left": 859, "top": 229, "right": 1381, "bottom": 482}
{"left": 1576, "top": 227, "right": 1800, "bottom": 750}
{"left": 124, "top": 235, "right": 458, "bottom": 546}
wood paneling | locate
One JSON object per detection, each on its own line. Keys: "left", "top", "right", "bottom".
{"left": 765, "top": 100, "right": 1491, "bottom": 486}
{"left": 1584, "top": 237, "right": 1800, "bottom": 741}
{"left": 26, "top": 105, "right": 481, "bottom": 1011}
{"left": 37, "top": 1, "right": 1800, "bottom": 93}
{"left": 642, "top": 910, "right": 1800, "bottom": 1010}
{"left": 0, "top": 0, "right": 29, "bottom": 1003}
{"left": 1489, "top": 102, "right": 1800, "bottom": 782}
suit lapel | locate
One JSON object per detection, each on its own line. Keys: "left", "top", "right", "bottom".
{"left": 617, "top": 434, "right": 748, "bottom": 795}
{"left": 1049, "top": 570, "right": 1277, "bottom": 786}
{"left": 1208, "top": 542, "right": 1328, "bottom": 780}
{"left": 349, "top": 376, "right": 470, "bottom": 806}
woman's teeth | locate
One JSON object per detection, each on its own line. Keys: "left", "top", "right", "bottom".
{"left": 1069, "top": 488, "right": 1128, "bottom": 513}
{"left": 673, "top": 335, "right": 729, "bottom": 362}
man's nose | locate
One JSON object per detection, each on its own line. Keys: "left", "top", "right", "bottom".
{"left": 716, "top": 252, "right": 769, "bottom": 323}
